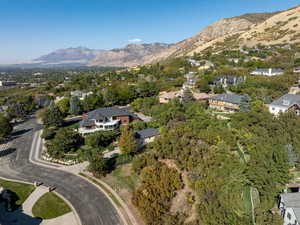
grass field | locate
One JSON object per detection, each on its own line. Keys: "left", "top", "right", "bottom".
{"left": 0, "top": 178, "right": 35, "bottom": 205}
{"left": 32, "top": 192, "right": 71, "bottom": 219}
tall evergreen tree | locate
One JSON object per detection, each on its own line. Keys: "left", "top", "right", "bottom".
{"left": 69, "top": 96, "right": 81, "bottom": 115}
{"left": 119, "top": 125, "right": 137, "bottom": 155}
{"left": 42, "top": 105, "right": 64, "bottom": 127}
{"left": 182, "top": 88, "right": 195, "bottom": 103}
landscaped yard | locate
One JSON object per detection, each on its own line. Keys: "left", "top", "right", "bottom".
{"left": 0, "top": 178, "right": 35, "bottom": 205}
{"left": 32, "top": 192, "right": 71, "bottom": 219}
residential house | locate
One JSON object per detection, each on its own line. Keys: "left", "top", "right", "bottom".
{"left": 279, "top": 193, "right": 300, "bottom": 225}
{"left": 135, "top": 128, "right": 160, "bottom": 148}
{"left": 70, "top": 90, "right": 93, "bottom": 100}
{"left": 159, "top": 91, "right": 182, "bottom": 104}
{"left": 198, "top": 60, "right": 214, "bottom": 70}
{"left": 193, "top": 92, "right": 213, "bottom": 103}
{"left": 187, "top": 59, "right": 201, "bottom": 67}
{"left": 34, "top": 94, "right": 55, "bottom": 108}
{"left": 250, "top": 68, "right": 284, "bottom": 76}
{"left": 227, "top": 58, "right": 240, "bottom": 64}
{"left": 208, "top": 93, "right": 244, "bottom": 112}
{"left": 79, "top": 107, "right": 138, "bottom": 134}
{"left": 294, "top": 67, "right": 300, "bottom": 73}
{"left": 183, "top": 72, "right": 197, "bottom": 89}
{"left": 269, "top": 94, "right": 300, "bottom": 116}
{"left": 159, "top": 90, "right": 212, "bottom": 104}
{"left": 213, "top": 75, "right": 246, "bottom": 88}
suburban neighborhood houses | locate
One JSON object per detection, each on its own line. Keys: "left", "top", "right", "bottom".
{"left": 2, "top": 2, "right": 300, "bottom": 224}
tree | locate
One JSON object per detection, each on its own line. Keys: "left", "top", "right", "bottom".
{"left": 85, "top": 130, "right": 119, "bottom": 148}
{"left": 119, "top": 125, "right": 137, "bottom": 155}
{"left": 182, "top": 88, "right": 195, "bottom": 103}
{"left": 240, "top": 94, "right": 251, "bottom": 112}
{"left": 200, "top": 82, "right": 211, "bottom": 93}
{"left": 42, "top": 105, "right": 64, "bottom": 127}
{"left": 82, "top": 94, "right": 104, "bottom": 112}
{"left": 86, "top": 150, "right": 107, "bottom": 177}
{"left": 69, "top": 96, "right": 81, "bottom": 115}
{"left": 0, "top": 114, "right": 13, "bottom": 141}
{"left": 214, "top": 85, "right": 225, "bottom": 94}
{"left": 136, "top": 81, "right": 159, "bottom": 97}
{"left": 46, "top": 128, "right": 83, "bottom": 158}
{"left": 57, "top": 98, "right": 70, "bottom": 115}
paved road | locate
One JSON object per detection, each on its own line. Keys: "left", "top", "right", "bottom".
{"left": 0, "top": 118, "right": 123, "bottom": 225}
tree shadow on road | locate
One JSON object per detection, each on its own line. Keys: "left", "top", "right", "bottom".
{"left": 11, "top": 129, "right": 32, "bottom": 137}
{"left": 0, "top": 148, "right": 16, "bottom": 158}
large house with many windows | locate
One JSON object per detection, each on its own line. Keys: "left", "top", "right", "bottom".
{"left": 79, "top": 107, "right": 139, "bottom": 134}
{"left": 208, "top": 93, "right": 244, "bottom": 112}
{"left": 269, "top": 94, "right": 300, "bottom": 116}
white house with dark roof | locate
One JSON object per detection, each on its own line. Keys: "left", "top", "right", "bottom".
{"left": 294, "top": 67, "right": 300, "bottom": 73}
{"left": 135, "top": 128, "right": 160, "bottom": 148}
{"left": 213, "top": 75, "right": 246, "bottom": 88}
{"left": 183, "top": 72, "right": 197, "bottom": 89}
{"left": 250, "top": 68, "right": 284, "bottom": 76}
{"left": 269, "top": 94, "right": 300, "bottom": 116}
{"left": 279, "top": 193, "right": 300, "bottom": 225}
{"left": 79, "top": 107, "right": 138, "bottom": 134}
{"left": 71, "top": 90, "right": 93, "bottom": 100}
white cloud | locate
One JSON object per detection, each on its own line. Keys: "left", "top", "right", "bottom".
{"left": 128, "top": 38, "right": 143, "bottom": 43}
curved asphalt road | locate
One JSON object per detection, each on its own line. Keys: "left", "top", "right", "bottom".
{"left": 0, "top": 118, "right": 123, "bottom": 225}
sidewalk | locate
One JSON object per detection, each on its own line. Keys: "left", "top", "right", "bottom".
{"left": 22, "top": 186, "right": 48, "bottom": 216}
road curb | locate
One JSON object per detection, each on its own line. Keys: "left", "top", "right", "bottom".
{"left": 0, "top": 176, "right": 81, "bottom": 225}
{"left": 30, "top": 128, "right": 136, "bottom": 225}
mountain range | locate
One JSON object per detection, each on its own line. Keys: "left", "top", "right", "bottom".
{"left": 7, "top": 5, "right": 300, "bottom": 68}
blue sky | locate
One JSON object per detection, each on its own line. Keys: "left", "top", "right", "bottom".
{"left": 0, "top": 0, "right": 299, "bottom": 64}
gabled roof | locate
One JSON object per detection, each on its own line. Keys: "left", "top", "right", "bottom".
{"left": 80, "top": 119, "right": 95, "bottom": 127}
{"left": 209, "top": 93, "right": 244, "bottom": 105}
{"left": 252, "top": 68, "right": 284, "bottom": 74}
{"left": 270, "top": 94, "right": 300, "bottom": 108}
{"left": 136, "top": 128, "right": 159, "bottom": 139}
{"left": 281, "top": 193, "right": 300, "bottom": 208}
{"left": 87, "top": 107, "right": 137, "bottom": 120}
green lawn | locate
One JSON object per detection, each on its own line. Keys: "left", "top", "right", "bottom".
{"left": 0, "top": 178, "right": 35, "bottom": 205}
{"left": 32, "top": 192, "right": 71, "bottom": 219}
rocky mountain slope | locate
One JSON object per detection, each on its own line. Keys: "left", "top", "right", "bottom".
{"left": 145, "top": 11, "right": 279, "bottom": 63}
{"left": 148, "top": 6, "right": 300, "bottom": 62}
{"left": 187, "top": 5, "right": 300, "bottom": 56}
{"left": 34, "top": 43, "right": 171, "bottom": 67}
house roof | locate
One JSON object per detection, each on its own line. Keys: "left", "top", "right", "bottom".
{"left": 159, "top": 91, "right": 181, "bottom": 99}
{"left": 87, "top": 107, "right": 137, "bottom": 120}
{"left": 136, "top": 128, "right": 159, "bottom": 139}
{"left": 193, "top": 92, "right": 212, "bottom": 100}
{"left": 270, "top": 94, "right": 300, "bottom": 109}
{"left": 281, "top": 193, "right": 300, "bottom": 208}
{"left": 214, "top": 75, "right": 245, "bottom": 83}
{"left": 210, "top": 93, "right": 244, "bottom": 105}
{"left": 252, "top": 68, "right": 284, "bottom": 74}
{"left": 80, "top": 119, "right": 95, "bottom": 127}
{"left": 71, "top": 90, "right": 83, "bottom": 96}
